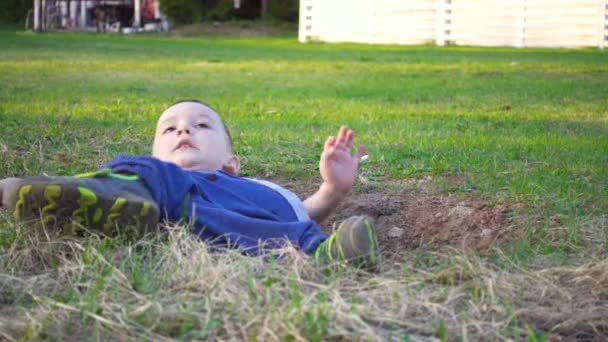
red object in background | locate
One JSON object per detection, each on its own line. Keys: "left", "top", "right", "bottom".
{"left": 142, "top": 0, "right": 155, "bottom": 20}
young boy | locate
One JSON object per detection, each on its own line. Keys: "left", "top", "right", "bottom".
{"left": 0, "top": 100, "right": 380, "bottom": 269}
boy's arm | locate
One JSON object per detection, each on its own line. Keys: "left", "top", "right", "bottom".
{"left": 303, "top": 126, "right": 365, "bottom": 223}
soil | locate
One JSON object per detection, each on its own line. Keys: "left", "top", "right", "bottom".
{"left": 285, "top": 178, "right": 519, "bottom": 264}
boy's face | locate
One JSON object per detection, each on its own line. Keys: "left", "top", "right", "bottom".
{"left": 152, "top": 102, "right": 235, "bottom": 172}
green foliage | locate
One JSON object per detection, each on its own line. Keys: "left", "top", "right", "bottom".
{"left": 268, "top": 0, "right": 299, "bottom": 22}
{"left": 202, "top": 0, "right": 263, "bottom": 21}
{"left": 159, "top": 0, "right": 299, "bottom": 24}
{"left": 304, "top": 307, "right": 329, "bottom": 341}
{"left": 434, "top": 319, "right": 447, "bottom": 341}
{"left": 0, "top": 0, "right": 30, "bottom": 24}
{"left": 205, "top": 0, "right": 236, "bottom": 21}
{"left": 527, "top": 329, "right": 545, "bottom": 342}
{"left": 159, "top": 0, "right": 202, "bottom": 25}
{"left": 302, "top": 291, "right": 329, "bottom": 341}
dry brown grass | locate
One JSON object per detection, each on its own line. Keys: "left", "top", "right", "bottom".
{"left": 1, "top": 217, "right": 607, "bottom": 341}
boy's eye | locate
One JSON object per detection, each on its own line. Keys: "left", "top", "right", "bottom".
{"left": 163, "top": 126, "right": 176, "bottom": 134}
{"left": 197, "top": 123, "right": 210, "bottom": 129}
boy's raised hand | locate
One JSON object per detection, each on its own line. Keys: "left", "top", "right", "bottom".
{"left": 319, "top": 126, "right": 366, "bottom": 195}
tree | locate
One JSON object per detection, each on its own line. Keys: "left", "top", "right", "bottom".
{"left": 0, "top": 0, "right": 31, "bottom": 24}
{"left": 159, "top": 0, "right": 202, "bottom": 25}
{"left": 159, "top": 0, "right": 299, "bottom": 25}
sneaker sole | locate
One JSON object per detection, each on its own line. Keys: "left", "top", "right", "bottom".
{"left": 9, "top": 180, "right": 159, "bottom": 238}
{"left": 339, "top": 215, "right": 381, "bottom": 267}
{"left": 316, "top": 215, "right": 381, "bottom": 270}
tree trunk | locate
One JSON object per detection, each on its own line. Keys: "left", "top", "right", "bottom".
{"left": 66, "top": 0, "right": 71, "bottom": 26}
{"left": 261, "top": 0, "right": 268, "bottom": 21}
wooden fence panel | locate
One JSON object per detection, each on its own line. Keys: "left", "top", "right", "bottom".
{"left": 298, "top": 0, "right": 608, "bottom": 48}
{"left": 448, "top": 0, "right": 523, "bottom": 47}
{"left": 370, "top": 0, "right": 437, "bottom": 45}
{"left": 525, "top": 0, "right": 604, "bottom": 47}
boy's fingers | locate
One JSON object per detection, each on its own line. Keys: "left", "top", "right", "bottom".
{"left": 355, "top": 145, "right": 366, "bottom": 161}
{"left": 324, "top": 136, "right": 336, "bottom": 150}
{"left": 337, "top": 126, "right": 348, "bottom": 145}
{"left": 345, "top": 129, "right": 354, "bottom": 149}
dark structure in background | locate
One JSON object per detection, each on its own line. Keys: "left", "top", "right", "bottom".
{"left": 25, "top": 0, "right": 299, "bottom": 32}
{"left": 28, "top": 0, "right": 162, "bottom": 32}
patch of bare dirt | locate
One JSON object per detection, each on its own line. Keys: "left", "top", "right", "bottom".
{"left": 284, "top": 179, "right": 520, "bottom": 263}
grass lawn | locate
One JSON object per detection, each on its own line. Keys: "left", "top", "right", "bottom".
{"left": 0, "top": 27, "right": 607, "bottom": 340}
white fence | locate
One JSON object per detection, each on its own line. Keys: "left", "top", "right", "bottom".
{"left": 299, "top": 0, "right": 608, "bottom": 48}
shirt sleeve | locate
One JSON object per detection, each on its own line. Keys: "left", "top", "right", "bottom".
{"left": 246, "top": 178, "right": 310, "bottom": 222}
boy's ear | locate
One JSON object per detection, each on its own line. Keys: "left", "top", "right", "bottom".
{"left": 222, "top": 155, "right": 241, "bottom": 175}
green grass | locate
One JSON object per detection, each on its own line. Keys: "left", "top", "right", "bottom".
{"left": 0, "top": 28, "right": 607, "bottom": 340}
{"left": 1, "top": 31, "right": 606, "bottom": 218}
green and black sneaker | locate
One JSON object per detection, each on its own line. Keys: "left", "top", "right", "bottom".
{"left": 0, "top": 169, "right": 159, "bottom": 238}
{"left": 314, "top": 215, "right": 381, "bottom": 271}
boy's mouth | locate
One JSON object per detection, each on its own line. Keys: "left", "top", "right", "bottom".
{"left": 174, "top": 139, "right": 197, "bottom": 151}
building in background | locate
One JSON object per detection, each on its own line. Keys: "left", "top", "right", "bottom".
{"left": 31, "top": 0, "right": 165, "bottom": 32}
{"left": 299, "top": 0, "right": 608, "bottom": 48}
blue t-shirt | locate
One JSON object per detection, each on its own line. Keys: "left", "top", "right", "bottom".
{"left": 103, "top": 155, "right": 326, "bottom": 254}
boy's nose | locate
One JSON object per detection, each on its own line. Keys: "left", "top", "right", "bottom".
{"left": 177, "top": 128, "right": 191, "bottom": 135}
